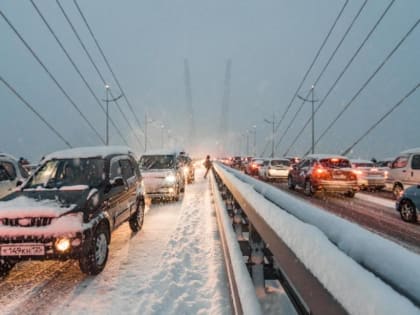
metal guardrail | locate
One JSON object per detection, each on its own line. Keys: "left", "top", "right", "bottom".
{"left": 211, "top": 164, "right": 347, "bottom": 315}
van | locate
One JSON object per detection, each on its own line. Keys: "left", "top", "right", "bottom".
{"left": 387, "top": 148, "right": 420, "bottom": 198}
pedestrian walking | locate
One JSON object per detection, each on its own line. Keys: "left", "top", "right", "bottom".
{"left": 203, "top": 155, "right": 213, "bottom": 179}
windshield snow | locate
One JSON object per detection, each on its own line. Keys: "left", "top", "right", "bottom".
{"left": 24, "top": 158, "right": 105, "bottom": 189}
{"left": 139, "top": 155, "right": 175, "bottom": 170}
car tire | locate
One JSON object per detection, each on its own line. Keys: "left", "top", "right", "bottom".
{"left": 173, "top": 187, "right": 180, "bottom": 202}
{"left": 399, "top": 199, "right": 417, "bottom": 223}
{"left": 345, "top": 190, "right": 355, "bottom": 198}
{"left": 304, "top": 180, "right": 314, "bottom": 196}
{"left": 287, "top": 176, "right": 295, "bottom": 190}
{"left": 393, "top": 184, "right": 403, "bottom": 200}
{"left": 129, "top": 199, "right": 145, "bottom": 233}
{"left": 0, "top": 259, "right": 15, "bottom": 277}
{"left": 79, "top": 223, "right": 109, "bottom": 275}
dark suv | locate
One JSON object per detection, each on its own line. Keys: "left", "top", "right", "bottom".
{"left": 288, "top": 154, "right": 358, "bottom": 197}
{"left": 0, "top": 146, "right": 145, "bottom": 276}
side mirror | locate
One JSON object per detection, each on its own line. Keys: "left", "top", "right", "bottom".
{"left": 110, "top": 177, "right": 125, "bottom": 187}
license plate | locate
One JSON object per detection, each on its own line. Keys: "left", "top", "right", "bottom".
{"left": 1, "top": 244, "right": 45, "bottom": 256}
{"left": 333, "top": 175, "right": 346, "bottom": 180}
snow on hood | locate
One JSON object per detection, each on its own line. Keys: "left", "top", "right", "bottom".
{"left": 0, "top": 195, "right": 76, "bottom": 219}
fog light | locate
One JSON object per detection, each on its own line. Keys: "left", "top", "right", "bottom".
{"left": 55, "top": 238, "right": 71, "bottom": 252}
{"left": 168, "top": 187, "right": 174, "bottom": 193}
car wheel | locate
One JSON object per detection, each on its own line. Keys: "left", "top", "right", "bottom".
{"left": 345, "top": 190, "right": 355, "bottom": 198}
{"left": 79, "top": 223, "right": 109, "bottom": 275}
{"left": 393, "top": 184, "right": 403, "bottom": 200}
{"left": 304, "top": 180, "right": 314, "bottom": 196}
{"left": 399, "top": 199, "right": 417, "bottom": 223}
{"left": 173, "top": 187, "right": 180, "bottom": 201}
{"left": 287, "top": 176, "right": 295, "bottom": 190}
{"left": 129, "top": 199, "right": 145, "bottom": 233}
{"left": 0, "top": 259, "right": 15, "bottom": 277}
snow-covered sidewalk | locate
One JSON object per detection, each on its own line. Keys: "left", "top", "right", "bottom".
{"left": 52, "top": 169, "right": 231, "bottom": 315}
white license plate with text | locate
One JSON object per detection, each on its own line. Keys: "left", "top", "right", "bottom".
{"left": 1, "top": 244, "right": 45, "bottom": 256}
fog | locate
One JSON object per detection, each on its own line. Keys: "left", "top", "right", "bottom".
{"left": 1, "top": 0, "right": 419, "bottom": 162}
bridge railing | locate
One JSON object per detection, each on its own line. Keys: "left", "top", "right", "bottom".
{"left": 210, "top": 162, "right": 420, "bottom": 315}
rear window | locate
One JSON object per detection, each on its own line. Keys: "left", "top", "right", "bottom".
{"left": 319, "top": 158, "right": 351, "bottom": 169}
{"left": 271, "top": 160, "right": 290, "bottom": 166}
{"left": 352, "top": 162, "right": 374, "bottom": 168}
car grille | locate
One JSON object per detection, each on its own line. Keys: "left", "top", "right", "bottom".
{"left": 1, "top": 217, "right": 53, "bottom": 227}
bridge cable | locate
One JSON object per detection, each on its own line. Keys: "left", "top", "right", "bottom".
{"left": 30, "top": 0, "right": 130, "bottom": 147}
{"left": 73, "top": 0, "right": 145, "bottom": 134}
{"left": 0, "top": 9, "right": 105, "bottom": 145}
{"left": 56, "top": 0, "right": 143, "bottom": 149}
{"left": 341, "top": 83, "right": 420, "bottom": 156}
{"left": 302, "top": 17, "right": 420, "bottom": 156}
{"left": 275, "top": 0, "right": 368, "bottom": 153}
{"left": 0, "top": 76, "right": 72, "bottom": 148}
{"left": 283, "top": 0, "right": 396, "bottom": 155}
{"left": 260, "top": 0, "right": 349, "bottom": 156}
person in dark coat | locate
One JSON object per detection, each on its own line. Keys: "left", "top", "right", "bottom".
{"left": 203, "top": 155, "right": 213, "bottom": 179}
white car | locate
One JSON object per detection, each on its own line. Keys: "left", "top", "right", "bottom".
{"left": 258, "top": 158, "right": 291, "bottom": 182}
{"left": 387, "top": 148, "right": 420, "bottom": 198}
{"left": 0, "top": 153, "right": 30, "bottom": 199}
{"left": 138, "top": 151, "right": 185, "bottom": 201}
{"left": 350, "top": 159, "right": 386, "bottom": 191}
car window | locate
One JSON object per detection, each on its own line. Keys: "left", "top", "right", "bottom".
{"left": 300, "top": 160, "right": 310, "bottom": 168}
{"left": 0, "top": 166, "right": 10, "bottom": 182}
{"left": 392, "top": 156, "right": 408, "bottom": 169}
{"left": 110, "top": 159, "right": 122, "bottom": 179}
{"left": 352, "top": 162, "right": 374, "bottom": 168}
{"left": 18, "top": 163, "right": 30, "bottom": 178}
{"left": 139, "top": 155, "right": 175, "bottom": 169}
{"left": 0, "top": 161, "right": 16, "bottom": 180}
{"left": 120, "top": 159, "right": 135, "bottom": 180}
{"left": 271, "top": 160, "right": 290, "bottom": 166}
{"left": 411, "top": 155, "right": 420, "bottom": 170}
{"left": 319, "top": 158, "right": 351, "bottom": 168}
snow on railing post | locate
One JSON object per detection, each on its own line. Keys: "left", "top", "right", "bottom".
{"left": 249, "top": 224, "right": 266, "bottom": 297}
{"left": 233, "top": 205, "right": 244, "bottom": 240}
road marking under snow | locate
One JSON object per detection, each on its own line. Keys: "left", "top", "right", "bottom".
{"left": 356, "top": 193, "right": 395, "bottom": 209}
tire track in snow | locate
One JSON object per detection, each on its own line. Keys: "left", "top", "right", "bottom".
{"left": 134, "top": 175, "right": 231, "bottom": 315}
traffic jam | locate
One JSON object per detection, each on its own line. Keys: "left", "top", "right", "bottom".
{"left": 221, "top": 148, "right": 420, "bottom": 252}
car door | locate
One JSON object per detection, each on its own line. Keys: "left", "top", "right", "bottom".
{"left": 297, "top": 159, "right": 311, "bottom": 187}
{"left": 107, "top": 156, "right": 129, "bottom": 228}
{"left": 409, "top": 154, "right": 420, "bottom": 184}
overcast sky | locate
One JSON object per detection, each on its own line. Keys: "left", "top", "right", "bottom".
{"left": 1, "top": 0, "right": 419, "bottom": 161}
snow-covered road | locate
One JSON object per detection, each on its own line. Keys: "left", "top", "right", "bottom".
{"left": 1, "top": 169, "right": 231, "bottom": 315}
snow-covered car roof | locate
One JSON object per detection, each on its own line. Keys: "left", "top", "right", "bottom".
{"left": 401, "top": 147, "right": 420, "bottom": 154}
{"left": 349, "top": 159, "right": 374, "bottom": 164}
{"left": 140, "top": 149, "right": 179, "bottom": 156}
{"left": 305, "top": 154, "right": 349, "bottom": 160}
{"left": 42, "top": 146, "right": 136, "bottom": 161}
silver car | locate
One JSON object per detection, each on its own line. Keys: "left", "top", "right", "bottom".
{"left": 350, "top": 159, "right": 386, "bottom": 191}
{"left": 0, "top": 153, "right": 30, "bottom": 199}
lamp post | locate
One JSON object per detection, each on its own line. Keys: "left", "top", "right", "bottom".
{"left": 160, "top": 124, "right": 165, "bottom": 149}
{"left": 251, "top": 125, "right": 257, "bottom": 156}
{"left": 103, "top": 84, "right": 123, "bottom": 146}
{"left": 264, "top": 114, "right": 275, "bottom": 158}
{"left": 297, "top": 85, "right": 319, "bottom": 154}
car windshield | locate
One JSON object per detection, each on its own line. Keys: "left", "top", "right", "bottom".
{"left": 271, "top": 160, "right": 290, "bottom": 167}
{"left": 319, "top": 158, "right": 351, "bottom": 169}
{"left": 24, "top": 158, "right": 105, "bottom": 189}
{"left": 139, "top": 155, "right": 175, "bottom": 169}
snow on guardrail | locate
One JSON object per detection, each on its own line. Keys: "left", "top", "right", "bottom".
{"left": 214, "top": 163, "right": 420, "bottom": 315}
{"left": 210, "top": 171, "right": 263, "bottom": 315}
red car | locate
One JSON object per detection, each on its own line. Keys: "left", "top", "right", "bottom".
{"left": 287, "top": 154, "right": 358, "bottom": 197}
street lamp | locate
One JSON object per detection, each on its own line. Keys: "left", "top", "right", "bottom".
{"left": 103, "top": 84, "right": 123, "bottom": 146}
{"left": 250, "top": 125, "right": 257, "bottom": 156}
{"left": 160, "top": 124, "right": 165, "bottom": 149}
{"left": 264, "top": 114, "right": 276, "bottom": 158}
{"left": 297, "top": 85, "right": 319, "bottom": 154}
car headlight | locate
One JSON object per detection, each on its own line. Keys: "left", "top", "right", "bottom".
{"left": 55, "top": 238, "right": 71, "bottom": 252}
{"left": 165, "top": 174, "right": 176, "bottom": 183}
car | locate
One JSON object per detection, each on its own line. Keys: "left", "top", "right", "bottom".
{"left": 245, "top": 158, "right": 265, "bottom": 176}
{"left": 258, "top": 158, "right": 291, "bottom": 182}
{"left": 138, "top": 150, "right": 185, "bottom": 201}
{"left": 396, "top": 185, "right": 420, "bottom": 223}
{"left": 0, "top": 153, "right": 30, "bottom": 199}
{"left": 0, "top": 146, "right": 145, "bottom": 276}
{"left": 288, "top": 154, "right": 358, "bottom": 197}
{"left": 284, "top": 156, "right": 301, "bottom": 166}
{"left": 350, "top": 159, "right": 386, "bottom": 191}
{"left": 231, "top": 156, "right": 242, "bottom": 170}
{"left": 387, "top": 148, "right": 420, "bottom": 199}
{"left": 178, "top": 153, "right": 195, "bottom": 184}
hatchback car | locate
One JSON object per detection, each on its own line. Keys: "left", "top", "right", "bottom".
{"left": 0, "top": 146, "right": 145, "bottom": 276}
{"left": 245, "top": 158, "right": 265, "bottom": 176}
{"left": 139, "top": 151, "right": 185, "bottom": 201}
{"left": 0, "top": 153, "right": 30, "bottom": 200}
{"left": 396, "top": 185, "right": 420, "bottom": 223}
{"left": 288, "top": 154, "right": 358, "bottom": 197}
{"left": 350, "top": 159, "right": 386, "bottom": 191}
{"left": 258, "top": 158, "right": 291, "bottom": 182}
